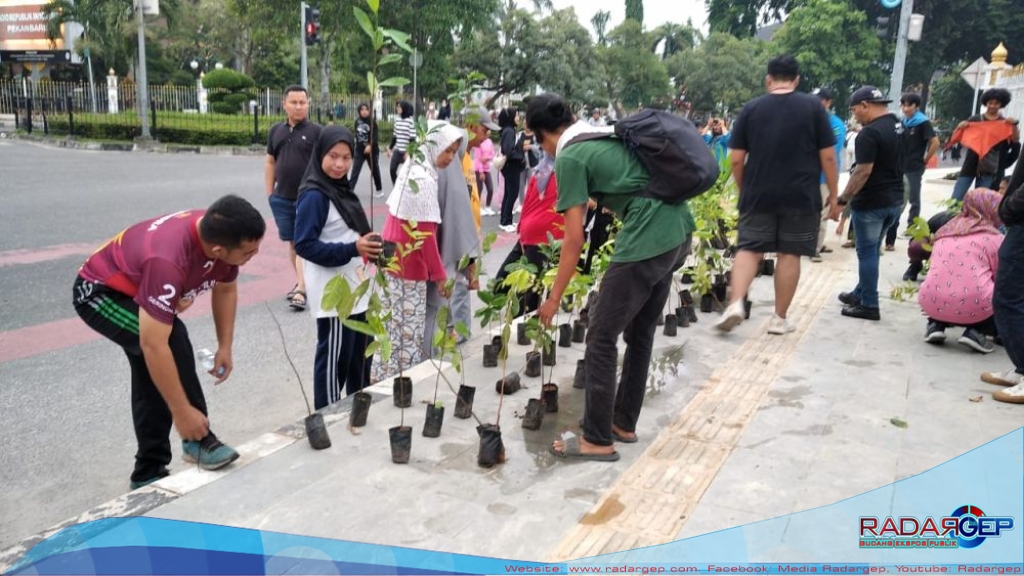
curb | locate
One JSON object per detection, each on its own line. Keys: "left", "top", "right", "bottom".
{"left": 0, "top": 132, "right": 265, "bottom": 156}
{"left": 0, "top": 350, "right": 446, "bottom": 572}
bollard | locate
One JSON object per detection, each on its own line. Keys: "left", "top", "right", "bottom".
{"left": 67, "top": 95, "right": 74, "bottom": 137}
{"left": 252, "top": 103, "right": 260, "bottom": 144}
{"left": 150, "top": 99, "right": 157, "bottom": 139}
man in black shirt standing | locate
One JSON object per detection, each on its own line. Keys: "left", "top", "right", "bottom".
{"left": 265, "top": 85, "right": 322, "bottom": 310}
{"left": 715, "top": 55, "right": 839, "bottom": 335}
{"left": 894, "top": 93, "right": 939, "bottom": 238}
{"left": 836, "top": 86, "right": 905, "bottom": 321}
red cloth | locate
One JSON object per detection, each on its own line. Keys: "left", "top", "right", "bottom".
{"left": 381, "top": 215, "right": 446, "bottom": 282}
{"left": 947, "top": 120, "right": 1015, "bottom": 159}
{"left": 517, "top": 175, "right": 565, "bottom": 246}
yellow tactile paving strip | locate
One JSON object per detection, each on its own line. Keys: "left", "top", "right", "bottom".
{"left": 547, "top": 256, "right": 842, "bottom": 561}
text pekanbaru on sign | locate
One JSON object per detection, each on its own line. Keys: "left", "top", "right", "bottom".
{"left": 0, "top": 5, "right": 48, "bottom": 42}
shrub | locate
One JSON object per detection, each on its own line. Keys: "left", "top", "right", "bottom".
{"left": 224, "top": 93, "right": 250, "bottom": 111}
{"left": 201, "top": 69, "right": 255, "bottom": 92}
{"left": 210, "top": 102, "right": 236, "bottom": 115}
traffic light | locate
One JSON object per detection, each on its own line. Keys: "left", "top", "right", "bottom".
{"left": 875, "top": 16, "right": 891, "bottom": 39}
{"left": 304, "top": 6, "right": 321, "bottom": 46}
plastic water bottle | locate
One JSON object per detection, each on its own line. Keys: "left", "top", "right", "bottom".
{"left": 195, "top": 348, "right": 216, "bottom": 372}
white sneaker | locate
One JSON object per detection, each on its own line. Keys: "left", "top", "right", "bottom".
{"left": 993, "top": 381, "right": 1024, "bottom": 404}
{"left": 981, "top": 368, "right": 1024, "bottom": 387}
{"left": 767, "top": 313, "right": 796, "bottom": 335}
{"left": 500, "top": 224, "right": 517, "bottom": 233}
{"left": 714, "top": 300, "right": 745, "bottom": 333}
{"left": 483, "top": 207, "right": 495, "bottom": 216}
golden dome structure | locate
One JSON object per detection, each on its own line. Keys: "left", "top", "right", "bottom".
{"left": 992, "top": 42, "right": 1009, "bottom": 65}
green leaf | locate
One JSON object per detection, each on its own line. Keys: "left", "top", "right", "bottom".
{"left": 353, "top": 7, "right": 375, "bottom": 42}
{"left": 365, "top": 0, "right": 380, "bottom": 15}
{"left": 366, "top": 71, "right": 378, "bottom": 96}
{"left": 342, "top": 319, "right": 378, "bottom": 338}
{"left": 889, "top": 417, "right": 908, "bottom": 429}
{"left": 381, "top": 337, "right": 392, "bottom": 363}
{"left": 482, "top": 231, "right": 498, "bottom": 253}
{"left": 379, "top": 76, "right": 411, "bottom": 88}
{"left": 454, "top": 322, "right": 470, "bottom": 339}
{"left": 365, "top": 340, "right": 381, "bottom": 357}
{"left": 379, "top": 53, "right": 403, "bottom": 66}
{"left": 383, "top": 29, "right": 413, "bottom": 52}
{"left": 408, "top": 178, "right": 420, "bottom": 193}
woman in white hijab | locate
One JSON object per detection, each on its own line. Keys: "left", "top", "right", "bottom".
{"left": 373, "top": 123, "right": 464, "bottom": 381}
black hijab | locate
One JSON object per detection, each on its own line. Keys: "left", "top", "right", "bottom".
{"left": 297, "top": 125, "right": 371, "bottom": 235}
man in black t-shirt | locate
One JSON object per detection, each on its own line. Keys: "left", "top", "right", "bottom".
{"left": 715, "top": 55, "right": 839, "bottom": 336}
{"left": 265, "top": 85, "right": 322, "bottom": 310}
{"left": 896, "top": 93, "right": 939, "bottom": 233}
{"left": 836, "top": 86, "right": 905, "bottom": 321}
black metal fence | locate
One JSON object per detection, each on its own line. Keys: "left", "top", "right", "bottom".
{"left": 0, "top": 80, "right": 397, "bottom": 146}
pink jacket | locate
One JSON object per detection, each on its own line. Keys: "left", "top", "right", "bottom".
{"left": 473, "top": 138, "right": 495, "bottom": 173}
{"left": 918, "top": 232, "right": 1002, "bottom": 324}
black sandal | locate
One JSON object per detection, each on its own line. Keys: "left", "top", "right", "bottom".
{"left": 288, "top": 290, "right": 307, "bottom": 311}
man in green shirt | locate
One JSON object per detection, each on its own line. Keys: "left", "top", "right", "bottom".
{"left": 527, "top": 93, "right": 695, "bottom": 461}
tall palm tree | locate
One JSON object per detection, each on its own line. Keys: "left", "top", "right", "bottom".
{"left": 650, "top": 22, "right": 699, "bottom": 60}
{"left": 591, "top": 10, "right": 610, "bottom": 46}
{"left": 43, "top": 0, "right": 179, "bottom": 76}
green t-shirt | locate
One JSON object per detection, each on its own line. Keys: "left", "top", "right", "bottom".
{"left": 555, "top": 139, "right": 695, "bottom": 263}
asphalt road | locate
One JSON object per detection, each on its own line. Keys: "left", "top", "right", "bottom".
{"left": 0, "top": 139, "right": 517, "bottom": 550}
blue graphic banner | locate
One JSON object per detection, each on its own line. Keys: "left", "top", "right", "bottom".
{"left": 6, "top": 430, "right": 1022, "bottom": 575}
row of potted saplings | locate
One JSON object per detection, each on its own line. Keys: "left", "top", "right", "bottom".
{"left": 317, "top": 213, "right": 756, "bottom": 468}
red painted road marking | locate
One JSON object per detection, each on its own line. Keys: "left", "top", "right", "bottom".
{"left": 0, "top": 242, "right": 99, "bottom": 267}
{"left": 0, "top": 220, "right": 519, "bottom": 363}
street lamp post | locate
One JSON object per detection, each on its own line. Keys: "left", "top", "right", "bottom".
{"left": 887, "top": 0, "right": 914, "bottom": 111}
{"left": 135, "top": 0, "right": 151, "bottom": 138}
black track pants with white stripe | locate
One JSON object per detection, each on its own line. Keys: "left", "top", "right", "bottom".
{"left": 314, "top": 314, "right": 373, "bottom": 410}
{"left": 72, "top": 275, "right": 210, "bottom": 483}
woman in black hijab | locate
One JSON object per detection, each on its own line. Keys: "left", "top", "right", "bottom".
{"left": 294, "top": 125, "right": 383, "bottom": 409}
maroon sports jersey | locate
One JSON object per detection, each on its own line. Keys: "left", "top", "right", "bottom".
{"left": 79, "top": 210, "right": 239, "bottom": 324}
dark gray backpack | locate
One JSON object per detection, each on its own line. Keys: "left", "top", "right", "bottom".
{"left": 568, "top": 109, "right": 719, "bottom": 204}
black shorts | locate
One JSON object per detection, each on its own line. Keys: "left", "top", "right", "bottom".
{"left": 736, "top": 212, "right": 819, "bottom": 257}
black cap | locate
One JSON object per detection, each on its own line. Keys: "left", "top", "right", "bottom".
{"left": 812, "top": 87, "right": 833, "bottom": 101}
{"left": 850, "top": 85, "right": 892, "bottom": 106}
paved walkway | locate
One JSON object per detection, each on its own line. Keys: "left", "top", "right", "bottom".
{"left": 3, "top": 169, "right": 1021, "bottom": 570}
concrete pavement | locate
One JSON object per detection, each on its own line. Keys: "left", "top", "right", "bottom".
{"left": 2, "top": 166, "right": 1021, "bottom": 570}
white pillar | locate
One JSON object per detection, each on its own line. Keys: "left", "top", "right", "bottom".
{"left": 106, "top": 70, "right": 119, "bottom": 114}
{"left": 198, "top": 72, "right": 208, "bottom": 114}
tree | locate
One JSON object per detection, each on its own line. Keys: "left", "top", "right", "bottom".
{"left": 707, "top": 0, "right": 1024, "bottom": 92}
{"left": 43, "top": 0, "right": 181, "bottom": 77}
{"left": 534, "top": 8, "right": 605, "bottom": 105}
{"left": 706, "top": 0, "right": 791, "bottom": 38}
{"left": 650, "top": 21, "right": 699, "bottom": 60}
{"left": 451, "top": 0, "right": 542, "bottom": 106}
{"left": 930, "top": 68, "right": 975, "bottom": 127}
{"left": 665, "top": 32, "right": 766, "bottom": 115}
{"left": 625, "top": 0, "right": 643, "bottom": 26}
{"left": 600, "top": 20, "right": 669, "bottom": 109}
{"left": 591, "top": 10, "right": 611, "bottom": 46}
{"left": 769, "top": 0, "right": 885, "bottom": 112}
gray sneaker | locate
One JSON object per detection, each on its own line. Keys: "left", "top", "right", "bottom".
{"left": 958, "top": 328, "right": 995, "bottom": 354}
{"left": 182, "top": 436, "right": 240, "bottom": 470}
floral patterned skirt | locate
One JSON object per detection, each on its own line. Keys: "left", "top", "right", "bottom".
{"left": 372, "top": 276, "right": 427, "bottom": 383}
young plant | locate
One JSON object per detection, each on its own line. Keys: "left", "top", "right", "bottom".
{"left": 685, "top": 155, "right": 738, "bottom": 302}
{"left": 352, "top": 0, "right": 411, "bottom": 214}
{"left": 474, "top": 260, "right": 535, "bottom": 429}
